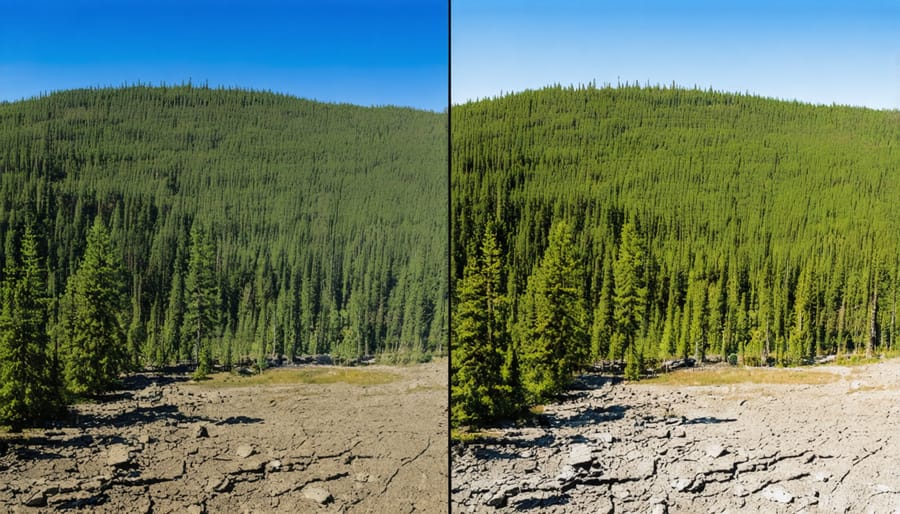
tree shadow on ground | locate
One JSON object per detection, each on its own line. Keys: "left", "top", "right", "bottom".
{"left": 120, "top": 372, "right": 190, "bottom": 391}
{"left": 543, "top": 404, "right": 629, "bottom": 429}
{"left": 216, "top": 415, "right": 264, "bottom": 425}
{"left": 683, "top": 416, "right": 737, "bottom": 425}
{"left": 512, "top": 494, "right": 570, "bottom": 511}
{"left": 68, "top": 404, "right": 216, "bottom": 429}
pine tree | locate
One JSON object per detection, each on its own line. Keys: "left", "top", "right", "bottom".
{"left": 61, "top": 217, "right": 128, "bottom": 396}
{"left": 613, "top": 221, "right": 647, "bottom": 380}
{"left": 183, "top": 222, "right": 219, "bottom": 378}
{"left": 520, "top": 221, "right": 588, "bottom": 402}
{"left": 450, "top": 224, "right": 514, "bottom": 426}
{"left": 0, "top": 226, "right": 63, "bottom": 430}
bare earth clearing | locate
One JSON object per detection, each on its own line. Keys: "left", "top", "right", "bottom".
{"left": 0, "top": 359, "right": 447, "bottom": 513}
{"left": 452, "top": 359, "right": 900, "bottom": 513}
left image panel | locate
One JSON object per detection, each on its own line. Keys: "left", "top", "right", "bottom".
{"left": 0, "top": 1, "right": 448, "bottom": 512}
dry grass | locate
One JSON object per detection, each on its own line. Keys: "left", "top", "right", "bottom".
{"left": 193, "top": 366, "right": 400, "bottom": 388}
{"left": 641, "top": 366, "right": 841, "bottom": 387}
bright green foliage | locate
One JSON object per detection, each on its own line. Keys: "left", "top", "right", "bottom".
{"left": 451, "top": 225, "right": 519, "bottom": 426}
{"left": 61, "top": 217, "right": 128, "bottom": 396}
{"left": 0, "top": 226, "right": 63, "bottom": 429}
{"left": 613, "top": 221, "right": 647, "bottom": 379}
{"left": 184, "top": 223, "right": 218, "bottom": 378}
{"left": 519, "top": 221, "right": 588, "bottom": 402}
{"left": 0, "top": 85, "right": 447, "bottom": 368}
{"left": 453, "top": 83, "right": 900, "bottom": 375}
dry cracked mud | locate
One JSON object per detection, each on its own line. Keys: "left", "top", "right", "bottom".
{"left": 452, "top": 359, "right": 900, "bottom": 513}
{"left": 0, "top": 358, "right": 447, "bottom": 513}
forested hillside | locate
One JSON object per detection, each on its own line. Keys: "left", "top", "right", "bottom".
{"left": 451, "top": 83, "right": 900, "bottom": 424}
{"left": 0, "top": 84, "right": 447, "bottom": 376}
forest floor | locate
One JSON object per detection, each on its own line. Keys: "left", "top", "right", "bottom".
{"left": 452, "top": 358, "right": 900, "bottom": 513}
{"left": 0, "top": 358, "right": 447, "bottom": 513}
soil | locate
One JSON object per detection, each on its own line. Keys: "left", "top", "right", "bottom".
{"left": 452, "top": 359, "right": 900, "bottom": 513}
{"left": 0, "top": 358, "right": 448, "bottom": 513}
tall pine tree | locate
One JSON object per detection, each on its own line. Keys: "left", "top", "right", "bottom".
{"left": 61, "top": 217, "right": 128, "bottom": 396}
{"left": 0, "top": 226, "right": 63, "bottom": 430}
{"left": 520, "top": 221, "right": 588, "bottom": 402}
{"left": 183, "top": 222, "right": 219, "bottom": 378}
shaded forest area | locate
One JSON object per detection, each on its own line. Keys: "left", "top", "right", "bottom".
{"left": 0, "top": 85, "right": 447, "bottom": 377}
{"left": 451, "top": 84, "right": 900, "bottom": 423}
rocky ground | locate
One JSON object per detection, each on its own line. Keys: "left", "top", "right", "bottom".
{"left": 452, "top": 359, "right": 900, "bottom": 513}
{"left": 0, "top": 359, "right": 447, "bottom": 513}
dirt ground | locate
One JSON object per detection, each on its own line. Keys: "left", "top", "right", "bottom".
{"left": 0, "top": 358, "right": 448, "bottom": 513}
{"left": 452, "top": 359, "right": 900, "bottom": 513}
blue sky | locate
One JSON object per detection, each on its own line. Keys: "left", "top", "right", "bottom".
{"left": 0, "top": 0, "right": 448, "bottom": 111}
{"left": 453, "top": 0, "right": 900, "bottom": 110}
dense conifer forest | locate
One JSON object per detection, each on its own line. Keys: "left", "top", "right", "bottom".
{"left": 0, "top": 85, "right": 446, "bottom": 426}
{"left": 451, "top": 83, "right": 900, "bottom": 425}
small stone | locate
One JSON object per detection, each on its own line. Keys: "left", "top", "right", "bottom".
{"left": 671, "top": 478, "right": 692, "bottom": 492}
{"left": 138, "top": 433, "right": 151, "bottom": 445}
{"left": 265, "top": 459, "right": 282, "bottom": 473}
{"left": 813, "top": 471, "right": 831, "bottom": 483}
{"left": 355, "top": 472, "right": 370, "bottom": 483}
{"left": 207, "top": 476, "right": 232, "bottom": 493}
{"left": 302, "top": 485, "right": 332, "bottom": 504}
{"left": 185, "top": 504, "right": 205, "bottom": 514}
{"left": 595, "top": 432, "right": 614, "bottom": 444}
{"left": 705, "top": 444, "right": 726, "bottom": 459}
{"left": 761, "top": 485, "right": 793, "bottom": 504}
{"left": 485, "top": 491, "right": 507, "bottom": 507}
{"left": 235, "top": 445, "right": 255, "bottom": 458}
{"left": 22, "top": 490, "right": 48, "bottom": 507}
{"left": 566, "top": 444, "right": 593, "bottom": 468}
{"left": 107, "top": 444, "right": 131, "bottom": 467}
{"left": 195, "top": 425, "right": 209, "bottom": 438}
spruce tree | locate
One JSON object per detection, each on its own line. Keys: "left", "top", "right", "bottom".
{"left": 62, "top": 217, "right": 128, "bottom": 396}
{"left": 0, "top": 226, "right": 63, "bottom": 430}
{"left": 613, "top": 221, "right": 647, "bottom": 380}
{"left": 183, "top": 222, "right": 219, "bottom": 378}
{"left": 521, "top": 221, "right": 588, "bottom": 402}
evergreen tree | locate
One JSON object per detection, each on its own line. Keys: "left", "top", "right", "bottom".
{"left": 613, "top": 221, "right": 647, "bottom": 379}
{"left": 61, "top": 217, "right": 128, "bottom": 396}
{"left": 520, "top": 221, "right": 588, "bottom": 402}
{"left": 0, "top": 226, "right": 63, "bottom": 430}
{"left": 183, "top": 223, "right": 218, "bottom": 378}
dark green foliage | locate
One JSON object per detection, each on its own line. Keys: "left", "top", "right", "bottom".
{"left": 452, "top": 83, "right": 900, "bottom": 388}
{"left": 0, "top": 226, "right": 63, "bottom": 429}
{"left": 518, "top": 221, "right": 588, "bottom": 402}
{"left": 184, "top": 223, "right": 218, "bottom": 378}
{"left": 451, "top": 225, "right": 520, "bottom": 426}
{"left": 60, "top": 217, "right": 128, "bottom": 396}
{"left": 0, "top": 85, "right": 447, "bottom": 373}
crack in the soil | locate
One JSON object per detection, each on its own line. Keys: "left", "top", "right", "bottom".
{"left": 379, "top": 436, "right": 432, "bottom": 496}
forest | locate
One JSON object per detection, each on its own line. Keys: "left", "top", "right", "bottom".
{"left": 451, "top": 83, "right": 900, "bottom": 425}
{"left": 0, "top": 85, "right": 447, "bottom": 427}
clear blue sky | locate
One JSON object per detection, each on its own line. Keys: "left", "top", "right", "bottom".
{"left": 453, "top": 0, "right": 900, "bottom": 110}
{"left": 0, "top": 0, "right": 448, "bottom": 111}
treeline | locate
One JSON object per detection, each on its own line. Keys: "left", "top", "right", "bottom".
{"left": 451, "top": 83, "right": 900, "bottom": 425}
{"left": 0, "top": 85, "right": 447, "bottom": 396}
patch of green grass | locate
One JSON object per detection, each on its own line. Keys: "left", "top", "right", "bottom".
{"left": 641, "top": 366, "right": 839, "bottom": 387}
{"left": 193, "top": 367, "right": 399, "bottom": 388}
{"left": 451, "top": 427, "right": 504, "bottom": 443}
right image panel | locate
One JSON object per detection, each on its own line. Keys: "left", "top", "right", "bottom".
{"left": 450, "top": 1, "right": 900, "bottom": 512}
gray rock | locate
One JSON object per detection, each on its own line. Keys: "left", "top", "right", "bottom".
{"left": 760, "top": 485, "right": 793, "bottom": 504}
{"left": 671, "top": 478, "right": 693, "bottom": 492}
{"left": 206, "top": 476, "right": 232, "bottom": 493}
{"left": 566, "top": 443, "right": 594, "bottom": 468}
{"left": 302, "top": 485, "right": 333, "bottom": 504}
{"left": 265, "top": 459, "right": 282, "bottom": 473}
{"left": 107, "top": 444, "right": 131, "bottom": 467}
{"left": 485, "top": 491, "right": 507, "bottom": 507}
{"left": 705, "top": 444, "right": 727, "bottom": 459}
{"left": 194, "top": 425, "right": 209, "bottom": 438}
{"left": 22, "top": 490, "right": 48, "bottom": 507}
{"left": 235, "top": 444, "right": 255, "bottom": 458}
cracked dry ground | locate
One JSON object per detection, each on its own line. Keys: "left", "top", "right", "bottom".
{"left": 0, "top": 359, "right": 447, "bottom": 513}
{"left": 452, "top": 360, "right": 900, "bottom": 513}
